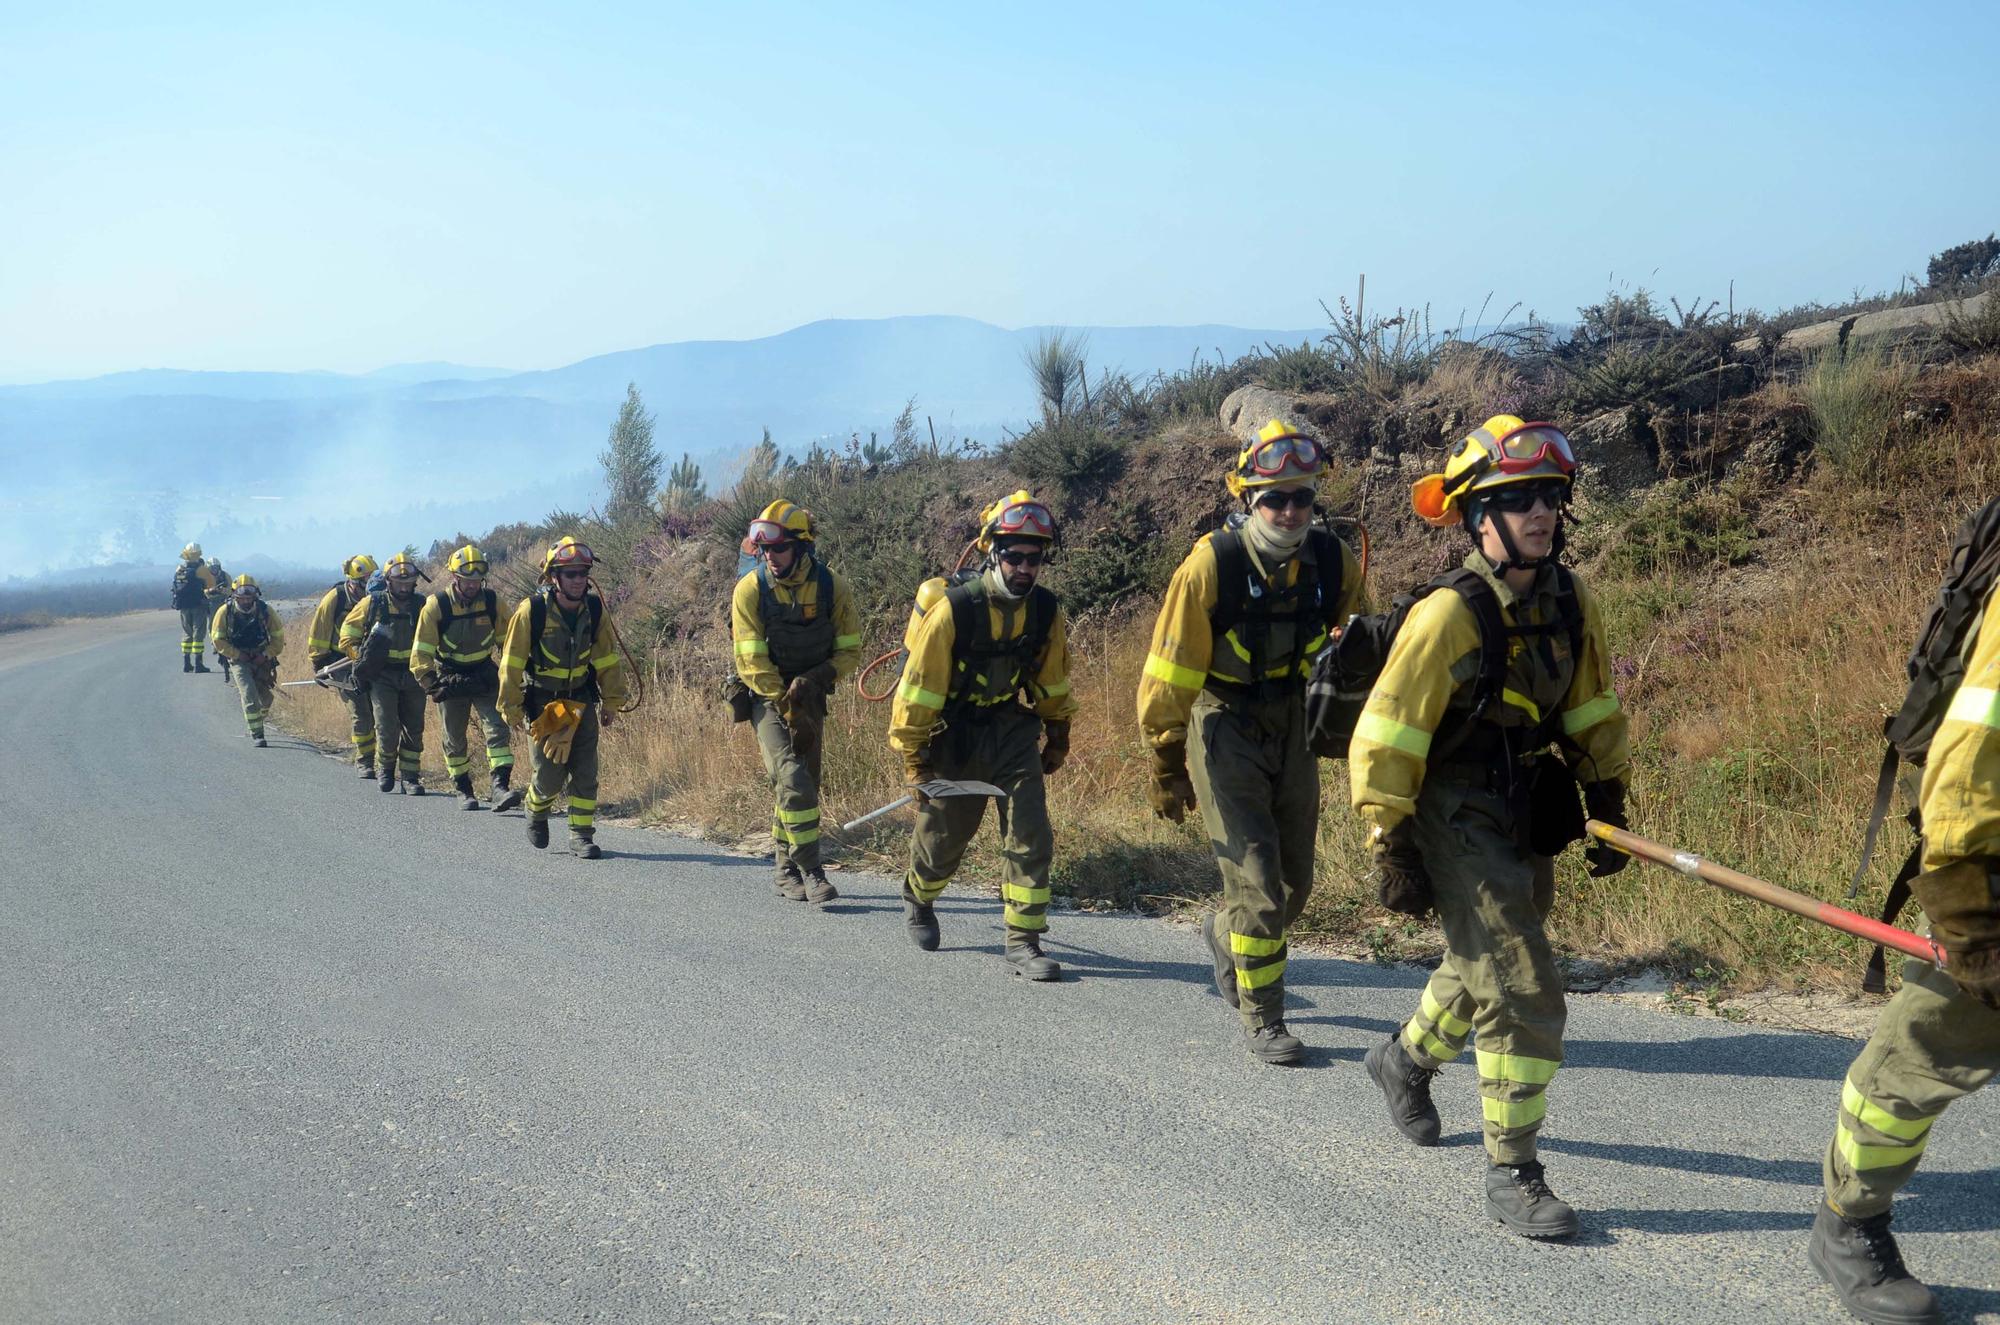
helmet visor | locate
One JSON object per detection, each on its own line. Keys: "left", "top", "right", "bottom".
{"left": 1242, "top": 436, "right": 1323, "bottom": 479}
{"left": 453, "top": 560, "right": 489, "bottom": 578}
{"left": 991, "top": 501, "right": 1055, "bottom": 538}
{"left": 1492, "top": 423, "right": 1576, "bottom": 475}
{"left": 385, "top": 562, "right": 419, "bottom": 580}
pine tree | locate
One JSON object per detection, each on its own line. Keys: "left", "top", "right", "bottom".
{"left": 600, "top": 383, "right": 663, "bottom": 528}
{"left": 742, "top": 426, "right": 780, "bottom": 481}
{"left": 661, "top": 452, "right": 706, "bottom": 515}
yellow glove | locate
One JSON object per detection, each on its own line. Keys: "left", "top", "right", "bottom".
{"left": 529, "top": 699, "right": 584, "bottom": 761}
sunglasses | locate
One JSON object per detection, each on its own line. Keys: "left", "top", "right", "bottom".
{"left": 1485, "top": 481, "right": 1568, "bottom": 514}
{"left": 997, "top": 548, "right": 1046, "bottom": 568}
{"left": 552, "top": 566, "right": 591, "bottom": 579}
{"left": 1254, "top": 488, "right": 1317, "bottom": 512}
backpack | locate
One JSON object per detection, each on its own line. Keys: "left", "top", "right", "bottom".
{"left": 171, "top": 563, "right": 204, "bottom": 609}
{"left": 1207, "top": 522, "right": 1348, "bottom": 702}
{"left": 1853, "top": 494, "right": 2000, "bottom": 992}
{"left": 1306, "top": 564, "right": 1584, "bottom": 766}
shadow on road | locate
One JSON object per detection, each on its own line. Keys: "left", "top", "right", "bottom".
{"left": 1562, "top": 1031, "right": 1856, "bottom": 1080}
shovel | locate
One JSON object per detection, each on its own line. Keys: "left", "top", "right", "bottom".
{"left": 280, "top": 657, "right": 357, "bottom": 691}
{"left": 841, "top": 780, "right": 1006, "bottom": 832}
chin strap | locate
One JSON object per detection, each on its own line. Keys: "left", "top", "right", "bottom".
{"left": 1469, "top": 500, "right": 1566, "bottom": 574}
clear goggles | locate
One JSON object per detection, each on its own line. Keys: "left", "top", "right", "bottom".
{"left": 384, "top": 562, "right": 419, "bottom": 580}
{"left": 745, "top": 519, "right": 793, "bottom": 548}
{"left": 1240, "top": 435, "right": 1324, "bottom": 479}
{"left": 990, "top": 501, "right": 1055, "bottom": 538}
{"left": 1485, "top": 423, "right": 1576, "bottom": 476}
{"left": 452, "top": 561, "right": 489, "bottom": 578}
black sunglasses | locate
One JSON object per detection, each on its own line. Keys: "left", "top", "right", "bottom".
{"left": 1255, "top": 489, "right": 1317, "bottom": 511}
{"left": 997, "top": 548, "right": 1046, "bottom": 567}
{"left": 1486, "top": 482, "right": 1568, "bottom": 514}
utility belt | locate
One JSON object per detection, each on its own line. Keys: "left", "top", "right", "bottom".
{"left": 939, "top": 695, "right": 1034, "bottom": 728}
{"left": 1202, "top": 673, "right": 1307, "bottom": 713}
{"left": 434, "top": 657, "right": 500, "bottom": 700}
{"left": 526, "top": 680, "right": 597, "bottom": 720}
{"left": 1430, "top": 741, "right": 1584, "bottom": 859}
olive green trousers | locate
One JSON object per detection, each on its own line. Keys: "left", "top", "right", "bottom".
{"left": 369, "top": 669, "right": 426, "bottom": 784}
{"left": 751, "top": 694, "right": 824, "bottom": 875}
{"left": 903, "top": 707, "right": 1051, "bottom": 946}
{"left": 439, "top": 693, "right": 513, "bottom": 786}
{"left": 525, "top": 700, "right": 601, "bottom": 840}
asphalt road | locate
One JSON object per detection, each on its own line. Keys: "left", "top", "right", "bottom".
{"left": 3, "top": 611, "right": 1995, "bottom": 1324}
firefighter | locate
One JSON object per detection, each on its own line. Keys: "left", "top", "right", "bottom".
{"left": 170, "top": 543, "right": 220, "bottom": 672}
{"left": 1809, "top": 524, "right": 2000, "bottom": 1324}
{"left": 732, "top": 500, "right": 862, "bottom": 903}
{"left": 889, "top": 491, "right": 1077, "bottom": 979}
{"left": 203, "top": 556, "right": 234, "bottom": 683}
{"left": 499, "top": 536, "right": 627, "bottom": 859}
{"left": 1351, "top": 415, "right": 1628, "bottom": 1240}
{"left": 414, "top": 545, "right": 521, "bottom": 812}
{"left": 210, "top": 575, "right": 283, "bottom": 746}
{"left": 1137, "top": 419, "right": 1363, "bottom": 1065}
{"left": 309, "top": 555, "right": 379, "bottom": 777}
{"left": 340, "top": 552, "right": 429, "bottom": 794}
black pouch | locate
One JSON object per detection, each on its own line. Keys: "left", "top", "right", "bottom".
{"left": 1527, "top": 756, "right": 1586, "bottom": 857}
{"left": 722, "top": 675, "right": 753, "bottom": 723}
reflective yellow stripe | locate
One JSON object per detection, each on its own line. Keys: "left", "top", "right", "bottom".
{"left": 1223, "top": 630, "right": 1252, "bottom": 664}
{"left": 1353, "top": 711, "right": 1433, "bottom": 757}
{"left": 1237, "top": 959, "right": 1286, "bottom": 989}
{"left": 1405, "top": 1024, "right": 1457, "bottom": 1064}
{"left": 1946, "top": 684, "right": 2000, "bottom": 730}
{"left": 898, "top": 677, "right": 946, "bottom": 708}
{"left": 907, "top": 874, "right": 948, "bottom": 902}
{"left": 503, "top": 651, "right": 528, "bottom": 665}
{"left": 413, "top": 640, "right": 438, "bottom": 657}
{"left": 1420, "top": 987, "right": 1471, "bottom": 1040}
{"left": 569, "top": 797, "right": 597, "bottom": 811}
{"left": 735, "top": 638, "right": 769, "bottom": 656}
{"left": 1002, "top": 883, "right": 1051, "bottom": 905}
{"left": 1230, "top": 931, "right": 1285, "bottom": 957}
{"left": 1502, "top": 688, "right": 1541, "bottom": 722}
{"left": 1039, "top": 678, "right": 1070, "bottom": 698}
{"left": 1836, "top": 1121, "right": 1929, "bottom": 1172}
{"left": 1482, "top": 1094, "right": 1548, "bottom": 1128}
{"left": 388, "top": 648, "right": 412, "bottom": 660}
{"left": 1003, "top": 908, "right": 1048, "bottom": 931}
{"left": 1563, "top": 692, "right": 1620, "bottom": 735}
{"left": 775, "top": 805, "right": 821, "bottom": 825}
{"left": 1143, "top": 652, "right": 1205, "bottom": 690}
{"left": 1842, "top": 1079, "right": 1936, "bottom": 1142}
{"left": 834, "top": 633, "right": 861, "bottom": 649}
{"left": 1475, "top": 1050, "right": 1559, "bottom": 1085}
{"left": 786, "top": 827, "right": 820, "bottom": 845}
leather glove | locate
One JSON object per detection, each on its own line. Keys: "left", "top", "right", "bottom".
{"left": 599, "top": 709, "right": 615, "bottom": 731}
{"left": 500, "top": 704, "right": 526, "bottom": 729}
{"left": 1147, "top": 742, "right": 1197, "bottom": 823}
{"left": 418, "top": 671, "right": 442, "bottom": 699}
{"left": 311, "top": 651, "right": 341, "bottom": 672}
{"left": 786, "top": 672, "right": 823, "bottom": 708}
{"left": 1583, "top": 780, "right": 1629, "bottom": 877}
{"left": 1372, "top": 822, "right": 1434, "bottom": 917}
{"left": 1040, "top": 718, "right": 1071, "bottom": 776}
{"left": 903, "top": 747, "right": 934, "bottom": 804}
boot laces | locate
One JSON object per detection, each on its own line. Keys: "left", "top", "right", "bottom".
{"left": 1508, "top": 1161, "right": 1556, "bottom": 1203}
{"left": 1848, "top": 1212, "right": 1913, "bottom": 1283}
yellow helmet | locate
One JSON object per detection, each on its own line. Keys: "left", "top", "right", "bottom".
{"left": 342, "top": 554, "right": 378, "bottom": 580}
{"left": 743, "top": 499, "right": 816, "bottom": 554}
{"left": 230, "top": 573, "right": 260, "bottom": 595}
{"left": 541, "top": 535, "right": 596, "bottom": 576}
{"left": 181, "top": 543, "right": 203, "bottom": 561}
{"left": 382, "top": 552, "right": 421, "bottom": 581}
{"left": 1226, "top": 419, "right": 1328, "bottom": 498}
{"left": 1412, "top": 415, "right": 1577, "bottom": 528}
{"left": 446, "top": 544, "right": 489, "bottom": 578}
{"left": 976, "top": 490, "right": 1057, "bottom": 551}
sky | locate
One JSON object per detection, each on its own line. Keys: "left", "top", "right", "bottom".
{"left": 3, "top": 0, "right": 1997, "bottom": 382}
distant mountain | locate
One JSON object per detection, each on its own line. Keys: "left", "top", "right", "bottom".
{"left": 0, "top": 315, "right": 1322, "bottom": 575}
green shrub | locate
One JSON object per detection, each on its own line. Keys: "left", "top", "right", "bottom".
{"left": 1939, "top": 289, "right": 2000, "bottom": 354}
{"left": 999, "top": 416, "right": 1126, "bottom": 498}
{"left": 1600, "top": 479, "right": 1757, "bottom": 578}
{"left": 1561, "top": 343, "right": 1701, "bottom": 412}
{"left": 1802, "top": 343, "right": 1910, "bottom": 477}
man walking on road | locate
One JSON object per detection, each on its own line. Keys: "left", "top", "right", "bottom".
{"left": 1137, "top": 420, "right": 1362, "bottom": 1065}
{"left": 1808, "top": 499, "right": 2000, "bottom": 1325}
{"left": 341, "top": 552, "right": 429, "bottom": 795}
{"left": 415, "top": 545, "right": 522, "bottom": 812}
{"left": 889, "top": 491, "right": 1077, "bottom": 979}
{"left": 732, "top": 500, "right": 861, "bottom": 905}
{"left": 499, "top": 536, "right": 627, "bottom": 859}
{"left": 203, "top": 556, "right": 234, "bottom": 683}
{"left": 171, "top": 543, "right": 221, "bottom": 673}
{"left": 210, "top": 574, "right": 283, "bottom": 747}
{"left": 310, "top": 556, "right": 379, "bottom": 778}
{"left": 1351, "top": 416, "right": 1629, "bottom": 1240}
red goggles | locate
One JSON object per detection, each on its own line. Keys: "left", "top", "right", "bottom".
{"left": 1488, "top": 423, "right": 1577, "bottom": 475}
{"left": 549, "top": 541, "right": 595, "bottom": 566}
{"left": 991, "top": 501, "right": 1055, "bottom": 538}
{"left": 745, "top": 519, "right": 792, "bottom": 548}
{"left": 1241, "top": 435, "right": 1324, "bottom": 478}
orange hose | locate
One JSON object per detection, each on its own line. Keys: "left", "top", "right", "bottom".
{"left": 857, "top": 647, "right": 905, "bottom": 702}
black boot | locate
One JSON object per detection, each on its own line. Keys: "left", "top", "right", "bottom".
{"left": 357, "top": 762, "right": 375, "bottom": 780}
{"left": 491, "top": 765, "right": 523, "bottom": 813}
{"left": 1808, "top": 1202, "right": 1941, "bottom": 1325}
{"left": 1245, "top": 1021, "right": 1304, "bottom": 1066}
{"left": 455, "top": 773, "right": 481, "bottom": 810}
{"left": 218, "top": 659, "right": 231, "bottom": 681}
{"left": 1003, "top": 933, "right": 1062, "bottom": 981}
{"left": 904, "top": 898, "right": 940, "bottom": 951}
{"left": 1365, "top": 1032, "right": 1442, "bottom": 1145}
{"left": 182, "top": 653, "right": 193, "bottom": 673}
{"left": 379, "top": 770, "right": 397, "bottom": 793}
{"left": 775, "top": 862, "right": 807, "bottom": 901}
{"left": 570, "top": 832, "right": 601, "bottom": 860}
{"left": 1486, "top": 1161, "right": 1580, "bottom": 1240}
{"left": 1202, "top": 912, "right": 1239, "bottom": 1008}
{"left": 804, "top": 867, "right": 839, "bottom": 906}
{"left": 527, "top": 817, "right": 550, "bottom": 849}
{"left": 193, "top": 653, "right": 210, "bottom": 673}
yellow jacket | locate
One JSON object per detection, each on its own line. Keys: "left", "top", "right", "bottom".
{"left": 210, "top": 600, "right": 284, "bottom": 661}
{"left": 889, "top": 570, "right": 1078, "bottom": 754}
{"left": 1137, "top": 530, "right": 1362, "bottom": 749}
{"left": 730, "top": 557, "right": 862, "bottom": 700}
{"left": 308, "top": 582, "right": 364, "bottom": 660}
{"left": 1920, "top": 580, "right": 2000, "bottom": 871}
{"left": 1350, "top": 555, "right": 1628, "bottom": 839}
{"left": 499, "top": 590, "right": 628, "bottom": 712}
{"left": 412, "top": 586, "right": 511, "bottom": 689}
